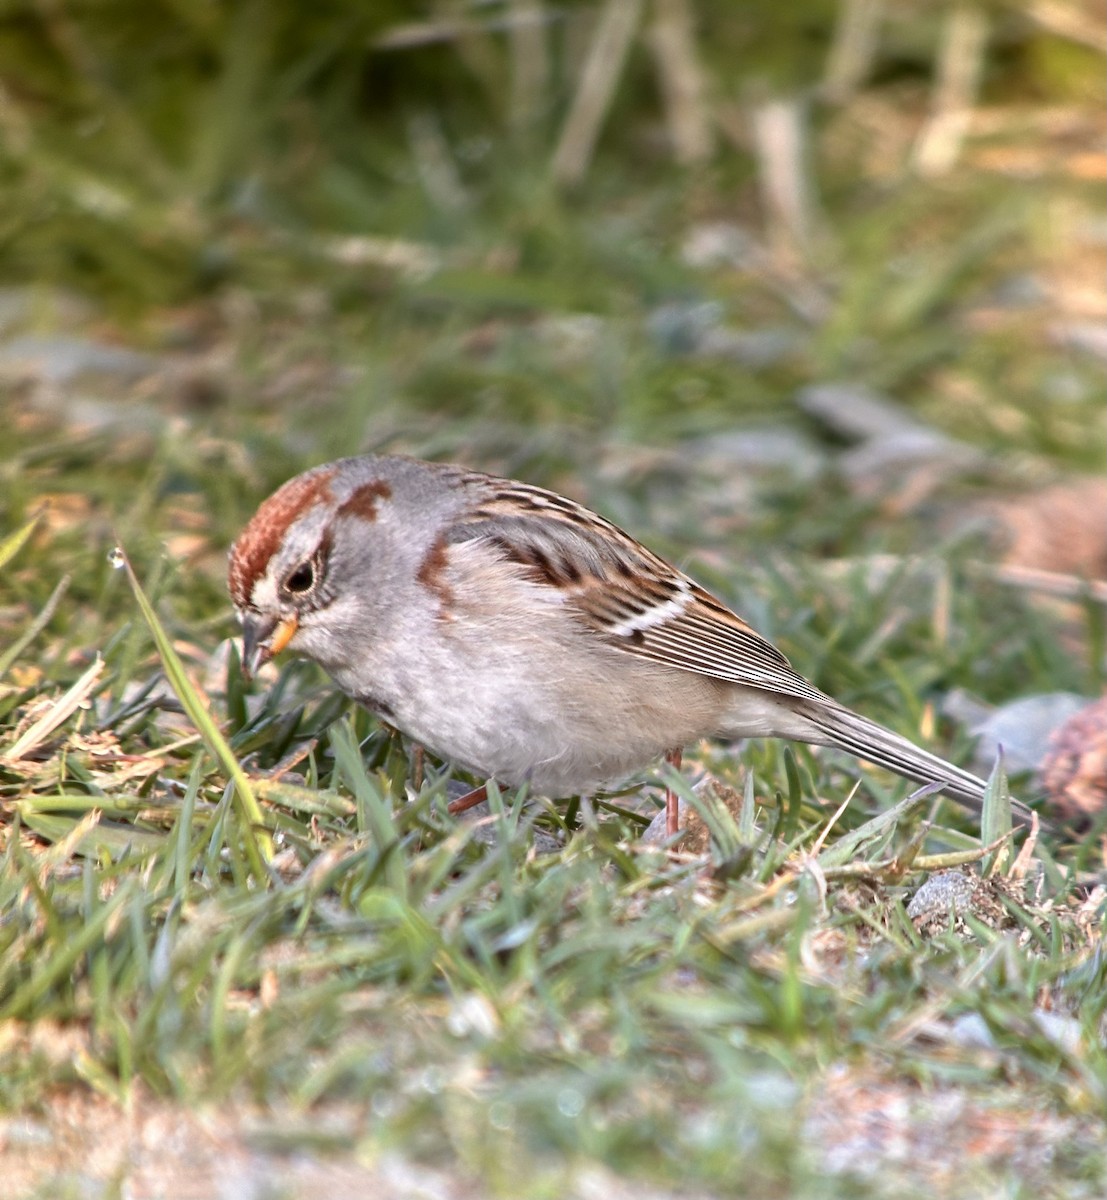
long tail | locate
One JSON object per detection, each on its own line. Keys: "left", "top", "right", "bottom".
{"left": 797, "top": 699, "right": 1034, "bottom": 826}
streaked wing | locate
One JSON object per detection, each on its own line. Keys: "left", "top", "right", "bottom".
{"left": 443, "top": 477, "right": 826, "bottom": 704}
{"left": 622, "top": 581, "right": 826, "bottom": 702}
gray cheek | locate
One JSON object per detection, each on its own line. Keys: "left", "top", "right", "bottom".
{"left": 291, "top": 622, "right": 342, "bottom": 665}
{"left": 293, "top": 599, "right": 373, "bottom": 676}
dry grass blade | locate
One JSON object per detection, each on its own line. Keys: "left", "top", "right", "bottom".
{"left": 971, "top": 562, "right": 1107, "bottom": 606}
{"left": 817, "top": 554, "right": 1107, "bottom": 606}
{"left": 913, "top": 3, "right": 990, "bottom": 176}
{"left": 821, "top": 0, "right": 884, "bottom": 101}
{"left": 751, "top": 95, "right": 820, "bottom": 258}
{"left": 0, "top": 573, "right": 71, "bottom": 680}
{"left": 648, "top": 0, "right": 713, "bottom": 165}
{"left": 819, "top": 833, "right": 1020, "bottom": 881}
{"left": 508, "top": 0, "right": 550, "bottom": 132}
{"left": 551, "top": 0, "right": 643, "bottom": 186}
{"left": 115, "top": 545, "right": 272, "bottom": 872}
{"left": 1008, "top": 814, "right": 1041, "bottom": 880}
{"left": 815, "top": 786, "right": 937, "bottom": 869}
{"left": 1025, "top": 0, "right": 1107, "bottom": 52}
{"left": 3, "top": 655, "right": 105, "bottom": 761}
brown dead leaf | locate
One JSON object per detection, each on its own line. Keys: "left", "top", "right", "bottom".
{"left": 31, "top": 493, "right": 94, "bottom": 536}
{"left": 973, "top": 477, "right": 1107, "bottom": 580}
{"left": 1039, "top": 694, "right": 1107, "bottom": 826}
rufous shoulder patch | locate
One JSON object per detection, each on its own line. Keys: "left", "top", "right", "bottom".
{"left": 416, "top": 534, "right": 454, "bottom": 617}
{"left": 337, "top": 478, "right": 393, "bottom": 523}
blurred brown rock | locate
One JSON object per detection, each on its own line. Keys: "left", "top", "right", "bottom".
{"left": 976, "top": 477, "right": 1107, "bottom": 580}
{"left": 1038, "top": 694, "right": 1107, "bottom": 827}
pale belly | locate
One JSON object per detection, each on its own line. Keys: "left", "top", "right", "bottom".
{"left": 334, "top": 630, "right": 732, "bottom": 796}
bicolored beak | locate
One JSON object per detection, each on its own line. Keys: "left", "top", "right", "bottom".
{"left": 240, "top": 612, "right": 299, "bottom": 679}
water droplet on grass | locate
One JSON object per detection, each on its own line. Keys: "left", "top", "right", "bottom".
{"left": 556, "top": 1087, "right": 584, "bottom": 1118}
{"left": 488, "top": 1101, "right": 513, "bottom": 1131}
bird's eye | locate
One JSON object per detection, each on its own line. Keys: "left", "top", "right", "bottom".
{"left": 284, "top": 562, "right": 315, "bottom": 594}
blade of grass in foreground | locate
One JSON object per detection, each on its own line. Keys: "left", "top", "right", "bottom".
{"left": 0, "top": 573, "right": 71, "bottom": 680}
{"left": 116, "top": 544, "right": 272, "bottom": 874}
{"left": 980, "top": 751, "right": 1013, "bottom": 877}
{"left": 3, "top": 655, "right": 105, "bottom": 760}
{"left": 0, "top": 514, "right": 40, "bottom": 572}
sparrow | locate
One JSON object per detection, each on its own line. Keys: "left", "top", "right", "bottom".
{"left": 229, "top": 454, "right": 1030, "bottom": 831}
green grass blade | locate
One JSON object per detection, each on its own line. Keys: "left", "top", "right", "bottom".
{"left": 0, "top": 881, "right": 133, "bottom": 1019}
{"left": 116, "top": 544, "right": 272, "bottom": 873}
{"left": 816, "top": 786, "right": 937, "bottom": 869}
{"left": 0, "top": 515, "right": 40, "bottom": 572}
{"left": 0, "top": 573, "right": 70, "bottom": 680}
{"left": 330, "top": 719, "right": 406, "bottom": 897}
{"left": 739, "top": 770, "right": 757, "bottom": 842}
{"left": 780, "top": 749, "right": 803, "bottom": 844}
{"left": 980, "top": 751, "right": 1013, "bottom": 876}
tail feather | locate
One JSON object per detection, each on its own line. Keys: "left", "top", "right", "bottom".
{"left": 799, "top": 700, "right": 1034, "bottom": 826}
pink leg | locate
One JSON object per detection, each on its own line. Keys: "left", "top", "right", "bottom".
{"left": 665, "top": 748, "right": 682, "bottom": 836}
{"left": 447, "top": 784, "right": 488, "bottom": 815}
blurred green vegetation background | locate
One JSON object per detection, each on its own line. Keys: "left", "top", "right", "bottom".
{"left": 3, "top": 0, "right": 1104, "bottom": 651}
{"left": 2, "top": 0, "right": 1102, "bottom": 449}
